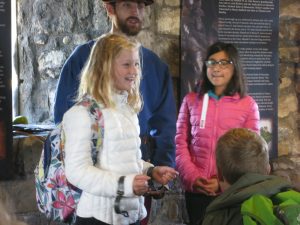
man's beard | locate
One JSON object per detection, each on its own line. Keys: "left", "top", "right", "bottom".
{"left": 116, "top": 16, "right": 142, "bottom": 36}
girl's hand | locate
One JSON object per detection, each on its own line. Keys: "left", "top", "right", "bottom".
{"left": 202, "top": 177, "right": 219, "bottom": 195}
{"left": 133, "top": 175, "right": 150, "bottom": 196}
{"left": 193, "top": 177, "right": 209, "bottom": 194}
{"left": 193, "top": 177, "right": 219, "bottom": 196}
{"left": 151, "top": 166, "right": 178, "bottom": 185}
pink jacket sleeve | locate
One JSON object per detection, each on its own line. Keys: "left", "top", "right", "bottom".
{"left": 175, "top": 95, "right": 202, "bottom": 192}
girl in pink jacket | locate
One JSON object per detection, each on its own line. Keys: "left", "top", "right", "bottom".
{"left": 175, "top": 42, "right": 260, "bottom": 225}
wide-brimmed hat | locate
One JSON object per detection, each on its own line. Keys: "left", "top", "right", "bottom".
{"left": 102, "top": 0, "right": 154, "bottom": 6}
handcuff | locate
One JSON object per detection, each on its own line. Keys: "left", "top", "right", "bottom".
{"left": 145, "top": 166, "right": 168, "bottom": 199}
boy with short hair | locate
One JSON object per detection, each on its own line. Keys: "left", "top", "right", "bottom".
{"left": 202, "top": 128, "right": 292, "bottom": 225}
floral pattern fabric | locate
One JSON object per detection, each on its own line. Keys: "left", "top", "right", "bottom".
{"left": 34, "top": 96, "right": 103, "bottom": 224}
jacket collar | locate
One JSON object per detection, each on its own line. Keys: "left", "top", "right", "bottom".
{"left": 113, "top": 91, "right": 128, "bottom": 106}
{"left": 206, "top": 173, "right": 291, "bottom": 213}
{"left": 207, "top": 90, "right": 241, "bottom": 100}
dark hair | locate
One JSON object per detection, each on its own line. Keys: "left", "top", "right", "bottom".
{"left": 216, "top": 128, "right": 269, "bottom": 185}
{"left": 198, "top": 42, "right": 247, "bottom": 97}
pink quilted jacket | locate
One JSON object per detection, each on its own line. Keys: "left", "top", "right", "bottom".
{"left": 175, "top": 92, "right": 260, "bottom": 192}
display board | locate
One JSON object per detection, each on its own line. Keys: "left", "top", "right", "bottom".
{"left": 181, "top": 0, "right": 279, "bottom": 158}
{"left": 0, "top": 0, "right": 13, "bottom": 179}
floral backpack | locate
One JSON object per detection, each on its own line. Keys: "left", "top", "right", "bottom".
{"left": 34, "top": 97, "right": 103, "bottom": 224}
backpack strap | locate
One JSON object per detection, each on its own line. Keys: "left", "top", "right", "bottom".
{"left": 44, "top": 124, "right": 63, "bottom": 177}
{"left": 272, "top": 190, "right": 300, "bottom": 225}
{"left": 241, "top": 194, "right": 284, "bottom": 225}
{"left": 272, "top": 190, "right": 300, "bottom": 205}
{"left": 75, "top": 96, "right": 104, "bottom": 166}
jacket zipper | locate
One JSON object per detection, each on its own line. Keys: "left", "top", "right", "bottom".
{"left": 208, "top": 99, "right": 219, "bottom": 178}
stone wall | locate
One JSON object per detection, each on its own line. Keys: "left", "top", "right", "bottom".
{"left": 273, "top": 0, "right": 300, "bottom": 189}
{"left": 16, "top": 0, "right": 110, "bottom": 123}
{"left": 1, "top": 0, "right": 299, "bottom": 225}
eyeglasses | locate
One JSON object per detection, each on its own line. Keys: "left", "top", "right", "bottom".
{"left": 205, "top": 60, "right": 233, "bottom": 69}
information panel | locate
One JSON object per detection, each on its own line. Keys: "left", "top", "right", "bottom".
{"left": 181, "top": 0, "right": 279, "bottom": 158}
{"left": 0, "top": 0, "right": 13, "bottom": 179}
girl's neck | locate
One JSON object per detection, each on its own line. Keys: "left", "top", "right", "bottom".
{"left": 113, "top": 87, "right": 127, "bottom": 95}
{"left": 214, "top": 87, "right": 225, "bottom": 97}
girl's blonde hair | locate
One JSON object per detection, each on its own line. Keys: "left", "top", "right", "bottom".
{"left": 78, "top": 33, "right": 142, "bottom": 112}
